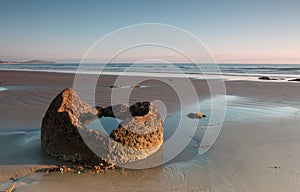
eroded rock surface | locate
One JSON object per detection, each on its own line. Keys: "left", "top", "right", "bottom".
{"left": 41, "top": 88, "right": 103, "bottom": 164}
{"left": 110, "top": 102, "right": 163, "bottom": 150}
{"left": 41, "top": 88, "right": 163, "bottom": 165}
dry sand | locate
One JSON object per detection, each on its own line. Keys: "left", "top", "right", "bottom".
{"left": 1, "top": 70, "right": 300, "bottom": 191}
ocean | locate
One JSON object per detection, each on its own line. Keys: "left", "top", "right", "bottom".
{"left": 1, "top": 63, "right": 300, "bottom": 80}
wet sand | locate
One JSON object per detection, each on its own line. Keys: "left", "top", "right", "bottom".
{"left": 1, "top": 70, "right": 300, "bottom": 191}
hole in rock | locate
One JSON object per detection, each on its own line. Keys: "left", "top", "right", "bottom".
{"left": 86, "top": 117, "right": 121, "bottom": 135}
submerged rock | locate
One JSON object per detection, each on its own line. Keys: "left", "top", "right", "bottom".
{"left": 41, "top": 88, "right": 163, "bottom": 166}
{"left": 288, "top": 78, "right": 300, "bottom": 82}
{"left": 258, "top": 76, "right": 280, "bottom": 80}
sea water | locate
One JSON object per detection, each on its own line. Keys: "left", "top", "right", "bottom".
{"left": 86, "top": 95, "right": 300, "bottom": 164}
{"left": 0, "top": 87, "right": 7, "bottom": 91}
{"left": 1, "top": 63, "right": 300, "bottom": 80}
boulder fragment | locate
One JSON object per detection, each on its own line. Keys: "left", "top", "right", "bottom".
{"left": 41, "top": 88, "right": 163, "bottom": 166}
{"left": 110, "top": 102, "right": 163, "bottom": 150}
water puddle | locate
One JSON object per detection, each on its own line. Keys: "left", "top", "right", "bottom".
{"left": 197, "top": 95, "right": 300, "bottom": 123}
{"left": 0, "top": 87, "right": 7, "bottom": 91}
{"left": 107, "top": 85, "right": 149, "bottom": 89}
{"left": 84, "top": 95, "right": 300, "bottom": 164}
{"left": 164, "top": 95, "right": 300, "bottom": 162}
{"left": 86, "top": 95, "right": 300, "bottom": 146}
{"left": 164, "top": 95, "right": 300, "bottom": 142}
{"left": 86, "top": 117, "right": 121, "bottom": 134}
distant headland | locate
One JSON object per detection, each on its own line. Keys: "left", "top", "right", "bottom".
{"left": 0, "top": 60, "right": 55, "bottom": 64}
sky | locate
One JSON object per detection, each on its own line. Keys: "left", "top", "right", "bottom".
{"left": 0, "top": 0, "right": 299, "bottom": 64}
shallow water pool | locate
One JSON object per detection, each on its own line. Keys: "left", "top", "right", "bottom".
{"left": 0, "top": 87, "right": 7, "bottom": 91}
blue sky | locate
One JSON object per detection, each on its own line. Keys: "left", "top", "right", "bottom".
{"left": 0, "top": 0, "right": 299, "bottom": 63}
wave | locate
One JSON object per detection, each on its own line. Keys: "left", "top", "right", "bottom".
{"left": 1, "top": 63, "right": 300, "bottom": 79}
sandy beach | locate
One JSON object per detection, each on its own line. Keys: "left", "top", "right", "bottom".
{"left": 1, "top": 70, "right": 300, "bottom": 191}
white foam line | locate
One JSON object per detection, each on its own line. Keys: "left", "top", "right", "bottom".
{"left": 1, "top": 68, "right": 300, "bottom": 82}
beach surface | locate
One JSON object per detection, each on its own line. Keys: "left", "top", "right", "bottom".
{"left": 1, "top": 70, "right": 300, "bottom": 191}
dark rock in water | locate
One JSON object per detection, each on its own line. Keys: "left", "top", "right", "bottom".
{"left": 258, "top": 76, "right": 280, "bottom": 80}
{"left": 108, "top": 85, "right": 121, "bottom": 88}
{"left": 258, "top": 76, "right": 271, "bottom": 80}
{"left": 187, "top": 112, "right": 206, "bottom": 119}
{"left": 288, "top": 78, "right": 300, "bottom": 82}
{"left": 41, "top": 88, "right": 163, "bottom": 165}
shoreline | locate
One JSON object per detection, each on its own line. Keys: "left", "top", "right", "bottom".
{"left": 1, "top": 68, "right": 300, "bottom": 83}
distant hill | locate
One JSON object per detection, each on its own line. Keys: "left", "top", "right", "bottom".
{"left": 0, "top": 60, "right": 55, "bottom": 64}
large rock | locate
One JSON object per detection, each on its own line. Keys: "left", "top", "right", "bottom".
{"left": 41, "top": 88, "right": 102, "bottom": 164}
{"left": 41, "top": 88, "right": 163, "bottom": 165}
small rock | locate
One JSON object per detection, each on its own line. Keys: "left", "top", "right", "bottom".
{"left": 109, "top": 85, "right": 121, "bottom": 88}
{"left": 93, "top": 165, "right": 104, "bottom": 173}
{"left": 76, "top": 165, "right": 83, "bottom": 170}
{"left": 60, "top": 165, "right": 71, "bottom": 172}
{"left": 273, "top": 164, "right": 281, "bottom": 169}
{"left": 187, "top": 112, "right": 206, "bottom": 119}
{"left": 9, "top": 177, "right": 16, "bottom": 182}
{"left": 288, "top": 78, "right": 300, "bottom": 82}
{"left": 258, "top": 76, "right": 279, "bottom": 80}
{"left": 198, "top": 112, "right": 205, "bottom": 118}
{"left": 46, "top": 167, "right": 61, "bottom": 173}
